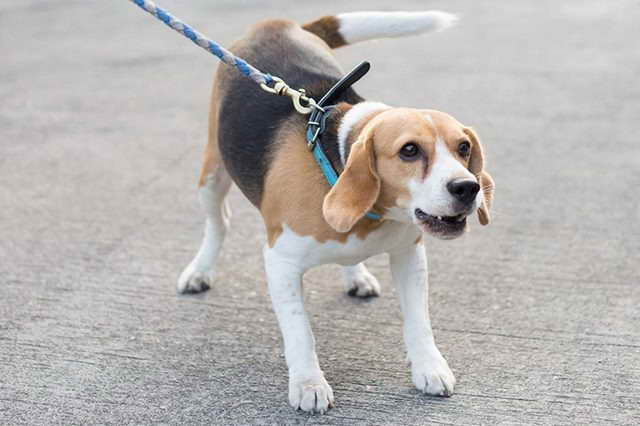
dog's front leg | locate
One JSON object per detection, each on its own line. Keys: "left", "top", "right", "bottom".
{"left": 264, "top": 247, "right": 334, "bottom": 413}
{"left": 389, "top": 243, "right": 456, "bottom": 396}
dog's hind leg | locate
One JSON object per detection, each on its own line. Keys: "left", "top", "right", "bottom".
{"left": 177, "top": 85, "right": 231, "bottom": 294}
{"left": 177, "top": 161, "right": 232, "bottom": 294}
{"left": 342, "top": 263, "right": 381, "bottom": 297}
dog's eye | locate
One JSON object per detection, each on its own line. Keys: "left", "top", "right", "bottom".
{"left": 458, "top": 141, "right": 471, "bottom": 157}
{"left": 399, "top": 143, "right": 420, "bottom": 161}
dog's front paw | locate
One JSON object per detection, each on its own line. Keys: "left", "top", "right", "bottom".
{"left": 289, "top": 372, "right": 334, "bottom": 414}
{"left": 177, "top": 262, "right": 214, "bottom": 294}
{"left": 411, "top": 351, "right": 456, "bottom": 397}
{"left": 344, "top": 267, "right": 381, "bottom": 298}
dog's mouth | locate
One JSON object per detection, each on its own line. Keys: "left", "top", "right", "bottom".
{"left": 414, "top": 208, "right": 467, "bottom": 239}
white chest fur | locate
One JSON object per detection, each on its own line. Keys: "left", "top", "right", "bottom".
{"left": 271, "top": 221, "right": 421, "bottom": 268}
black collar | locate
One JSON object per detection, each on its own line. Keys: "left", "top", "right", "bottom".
{"left": 306, "top": 61, "right": 370, "bottom": 148}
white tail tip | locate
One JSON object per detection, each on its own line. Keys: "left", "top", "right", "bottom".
{"left": 337, "top": 11, "right": 458, "bottom": 45}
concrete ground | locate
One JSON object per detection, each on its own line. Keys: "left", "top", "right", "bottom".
{"left": 1, "top": 0, "right": 639, "bottom": 424}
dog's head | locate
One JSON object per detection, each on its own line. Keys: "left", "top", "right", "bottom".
{"left": 323, "top": 108, "right": 494, "bottom": 239}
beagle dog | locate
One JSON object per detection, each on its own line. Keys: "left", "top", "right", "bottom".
{"left": 178, "top": 11, "right": 494, "bottom": 414}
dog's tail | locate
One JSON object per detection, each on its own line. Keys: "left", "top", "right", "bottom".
{"left": 302, "top": 11, "right": 458, "bottom": 49}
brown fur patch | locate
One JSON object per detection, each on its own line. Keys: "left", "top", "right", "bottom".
{"left": 261, "top": 118, "right": 384, "bottom": 247}
{"left": 198, "top": 69, "right": 226, "bottom": 187}
{"left": 302, "top": 16, "right": 347, "bottom": 49}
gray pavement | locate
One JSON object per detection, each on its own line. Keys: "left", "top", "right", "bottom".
{"left": 1, "top": 1, "right": 639, "bottom": 424}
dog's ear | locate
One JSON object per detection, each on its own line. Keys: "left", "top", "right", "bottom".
{"left": 477, "top": 170, "right": 494, "bottom": 225}
{"left": 323, "top": 128, "right": 380, "bottom": 233}
{"left": 463, "top": 127, "right": 494, "bottom": 226}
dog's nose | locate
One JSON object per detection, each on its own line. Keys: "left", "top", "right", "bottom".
{"left": 447, "top": 178, "right": 480, "bottom": 204}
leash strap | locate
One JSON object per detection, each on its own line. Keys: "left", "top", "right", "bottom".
{"left": 130, "top": 0, "right": 272, "bottom": 86}
{"left": 130, "top": 0, "right": 320, "bottom": 113}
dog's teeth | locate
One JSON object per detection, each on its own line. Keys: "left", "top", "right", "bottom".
{"left": 437, "top": 216, "right": 442, "bottom": 220}
{"left": 457, "top": 215, "right": 465, "bottom": 222}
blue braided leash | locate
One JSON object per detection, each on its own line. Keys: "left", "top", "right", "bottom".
{"left": 129, "top": 0, "right": 273, "bottom": 86}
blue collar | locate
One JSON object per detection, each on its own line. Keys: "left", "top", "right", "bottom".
{"left": 305, "top": 62, "right": 382, "bottom": 221}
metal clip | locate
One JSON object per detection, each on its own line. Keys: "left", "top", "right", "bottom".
{"left": 260, "top": 77, "right": 318, "bottom": 115}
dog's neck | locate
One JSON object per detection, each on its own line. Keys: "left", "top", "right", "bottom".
{"left": 335, "top": 102, "right": 390, "bottom": 169}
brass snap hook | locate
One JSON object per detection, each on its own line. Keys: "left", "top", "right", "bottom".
{"left": 260, "top": 76, "right": 316, "bottom": 115}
